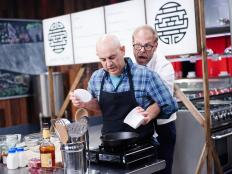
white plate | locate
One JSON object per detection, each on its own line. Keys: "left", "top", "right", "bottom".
{"left": 123, "top": 108, "right": 144, "bottom": 129}
{"left": 74, "top": 89, "right": 92, "bottom": 102}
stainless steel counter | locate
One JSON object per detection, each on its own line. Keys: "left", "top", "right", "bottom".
{"left": 0, "top": 159, "right": 165, "bottom": 174}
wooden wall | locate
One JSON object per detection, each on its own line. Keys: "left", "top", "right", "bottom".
{"left": 0, "top": 97, "right": 30, "bottom": 127}
{"left": 0, "top": 0, "right": 123, "bottom": 18}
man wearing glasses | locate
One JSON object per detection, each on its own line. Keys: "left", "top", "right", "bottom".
{"left": 132, "top": 25, "right": 176, "bottom": 174}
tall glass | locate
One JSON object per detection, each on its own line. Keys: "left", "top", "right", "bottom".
{"left": 61, "top": 142, "right": 85, "bottom": 174}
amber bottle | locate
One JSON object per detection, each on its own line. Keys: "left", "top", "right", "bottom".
{"left": 39, "top": 123, "right": 55, "bottom": 169}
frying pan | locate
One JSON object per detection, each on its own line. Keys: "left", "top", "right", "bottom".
{"left": 100, "top": 132, "right": 139, "bottom": 147}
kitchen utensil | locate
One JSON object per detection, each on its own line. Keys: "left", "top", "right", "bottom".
{"left": 67, "top": 117, "right": 88, "bottom": 142}
{"left": 101, "top": 132, "right": 139, "bottom": 147}
{"left": 54, "top": 121, "right": 69, "bottom": 144}
{"left": 75, "top": 108, "right": 89, "bottom": 121}
{"left": 67, "top": 108, "right": 88, "bottom": 142}
{"left": 73, "top": 108, "right": 90, "bottom": 169}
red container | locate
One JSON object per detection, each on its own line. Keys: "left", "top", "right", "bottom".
{"left": 195, "top": 57, "right": 228, "bottom": 78}
{"left": 206, "top": 37, "right": 228, "bottom": 54}
{"left": 171, "top": 62, "right": 182, "bottom": 78}
{"left": 227, "top": 57, "right": 232, "bottom": 76}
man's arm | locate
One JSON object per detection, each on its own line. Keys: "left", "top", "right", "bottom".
{"left": 145, "top": 103, "right": 160, "bottom": 124}
{"left": 147, "top": 53, "right": 175, "bottom": 95}
{"left": 147, "top": 71, "right": 178, "bottom": 118}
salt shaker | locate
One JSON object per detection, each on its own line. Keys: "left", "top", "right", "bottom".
{"left": 17, "top": 147, "right": 27, "bottom": 167}
{"left": 7, "top": 148, "right": 19, "bottom": 169}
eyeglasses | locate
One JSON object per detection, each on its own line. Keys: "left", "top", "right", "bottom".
{"left": 133, "top": 43, "right": 154, "bottom": 51}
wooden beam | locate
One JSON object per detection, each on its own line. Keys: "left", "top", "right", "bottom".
{"left": 198, "top": 0, "right": 212, "bottom": 172}
{"left": 196, "top": 0, "right": 223, "bottom": 173}
{"left": 57, "top": 66, "right": 85, "bottom": 118}
{"left": 48, "top": 67, "right": 56, "bottom": 119}
{"left": 195, "top": 143, "right": 207, "bottom": 174}
{"left": 174, "top": 85, "right": 205, "bottom": 127}
{"left": 211, "top": 144, "right": 223, "bottom": 173}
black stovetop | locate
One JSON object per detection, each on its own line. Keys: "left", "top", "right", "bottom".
{"left": 88, "top": 143, "right": 157, "bottom": 167}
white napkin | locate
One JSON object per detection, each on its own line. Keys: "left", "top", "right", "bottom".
{"left": 124, "top": 108, "right": 144, "bottom": 129}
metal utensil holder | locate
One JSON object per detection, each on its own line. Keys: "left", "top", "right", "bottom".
{"left": 61, "top": 142, "right": 86, "bottom": 174}
{"left": 61, "top": 123, "right": 90, "bottom": 173}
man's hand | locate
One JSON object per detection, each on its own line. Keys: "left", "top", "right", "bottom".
{"left": 69, "top": 91, "right": 86, "bottom": 108}
{"left": 135, "top": 103, "right": 160, "bottom": 125}
{"left": 134, "top": 106, "right": 151, "bottom": 125}
{"left": 69, "top": 91, "right": 102, "bottom": 115}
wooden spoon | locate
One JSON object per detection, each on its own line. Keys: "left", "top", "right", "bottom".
{"left": 75, "top": 108, "right": 89, "bottom": 121}
{"left": 54, "top": 122, "right": 69, "bottom": 144}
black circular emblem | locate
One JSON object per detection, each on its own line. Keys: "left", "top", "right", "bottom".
{"left": 48, "top": 22, "right": 67, "bottom": 53}
{"left": 154, "top": 2, "right": 188, "bottom": 44}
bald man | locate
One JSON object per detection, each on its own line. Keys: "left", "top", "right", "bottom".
{"left": 70, "top": 34, "right": 178, "bottom": 142}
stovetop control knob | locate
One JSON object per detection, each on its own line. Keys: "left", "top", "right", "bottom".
{"left": 214, "top": 115, "right": 218, "bottom": 121}
{"left": 218, "top": 113, "right": 223, "bottom": 120}
{"left": 222, "top": 111, "right": 227, "bottom": 119}
{"left": 229, "top": 110, "right": 232, "bottom": 119}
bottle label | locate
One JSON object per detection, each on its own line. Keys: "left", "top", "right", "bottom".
{"left": 43, "top": 129, "right": 50, "bottom": 139}
{"left": 41, "top": 153, "right": 52, "bottom": 167}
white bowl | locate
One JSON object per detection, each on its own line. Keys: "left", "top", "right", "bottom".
{"left": 74, "top": 89, "right": 92, "bottom": 102}
{"left": 124, "top": 108, "right": 144, "bottom": 129}
{"left": 218, "top": 71, "right": 229, "bottom": 77}
{"left": 187, "top": 71, "right": 196, "bottom": 78}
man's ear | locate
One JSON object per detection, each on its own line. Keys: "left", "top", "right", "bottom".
{"left": 154, "top": 41, "right": 158, "bottom": 51}
{"left": 155, "top": 40, "right": 158, "bottom": 47}
{"left": 120, "top": 45, "right": 125, "bottom": 55}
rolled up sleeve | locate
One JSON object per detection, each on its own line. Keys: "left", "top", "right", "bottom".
{"left": 146, "top": 72, "right": 178, "bottom": 119}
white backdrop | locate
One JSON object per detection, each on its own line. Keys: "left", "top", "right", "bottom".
{"left": 43, "top": 0, "right": 199, "bottom": 65}
{"left": 43, "top": 14, "right": 74, "bottom": 66}
{"left": 71, "top": 7, "right": 105, "bottom": 64}
{"left": 105, "top": 0, "right": 146, "bottom": 62}
{"left": 146, "top": 0, "right": 198, "bottom": 56}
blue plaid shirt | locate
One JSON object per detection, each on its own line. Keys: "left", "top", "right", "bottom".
{"left": 88, "top": 58, "right": 178, "bottom": 118}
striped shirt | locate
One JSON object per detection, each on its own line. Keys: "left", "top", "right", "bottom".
{"left": 88, "top": 58, "right": 178, "bottom": 118}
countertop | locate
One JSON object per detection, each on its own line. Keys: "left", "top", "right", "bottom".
{"left": 0, "top": 159, "right": 165, "bottom": 174}
{"left": 0, "top": 124, "right": 165, "bottom": 173}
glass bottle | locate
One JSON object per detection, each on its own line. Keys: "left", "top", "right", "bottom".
{"left": 1, "top": 145, "right": 8, "bottom": 164}
{"left": 39, "top": 123, "right": 55, "bottom": 170}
